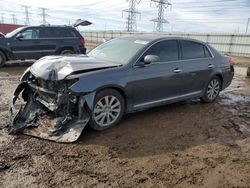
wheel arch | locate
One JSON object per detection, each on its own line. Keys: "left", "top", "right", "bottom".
{"left": 0, "top": 48, "right": 9, "bottom": 61}
{"left": 214, "top": 73, "right": 223, "bottom": 90}
{"left": 57, "top": 46, "right": 76, "bottom": 54}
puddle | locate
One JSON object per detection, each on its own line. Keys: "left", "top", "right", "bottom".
{"left": 234, "top": 67, "right": 248, "bottom": 76}
{"left": 219, "top": 92, "right": 250, "bottom": 105}
{"left": 226, "top": 75, "right": 250, "bottom": 96}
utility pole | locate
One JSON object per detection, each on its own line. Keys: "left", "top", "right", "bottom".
{"left": 246, "top": 18, "right": 250, "bottom": 34}
{"left": 22, "top": 5, "right": 31, "bottom": 25}
{"left": 38, "top": 7, "right": 49, "bottom": 25}
{"left": 1, "top": 13, "right": 4, "bottom": 24}
{"left": 151, "top": 0, "right": 172, "bottom": 32}
{"left": 122, "top": 0, "right": 141, "bottom": 32}
{"left": 12, "top": 14, "right": 17, "bottom": 24}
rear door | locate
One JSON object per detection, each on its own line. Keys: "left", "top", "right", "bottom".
{"left": 179, "top": 40, "right": 214, "bottom": 95}
{"left": 128, "top": 40, "right": 182, "bottom": 107}
{"left": 38, "top": 27, "right": 58, "bottom": 57}
{"left": 10, "top": 27, "right": 42, "bottom": 59}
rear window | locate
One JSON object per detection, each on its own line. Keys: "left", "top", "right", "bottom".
{"left": 181, "top": 40, "right": 211, "bottom": 60}
{"left": 204, "top": 46, "right": 212, "bottom": 57}
{"left": 39, "top": 28, "right": 53, "bottom": 38}
{"left": 38, "top": 27, "right": 77, "bottom": 38}
{"left": 60, "top": 28, "right": 77, "bottom": 37}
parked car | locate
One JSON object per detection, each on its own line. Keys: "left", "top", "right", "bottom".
{"left": 9, "top": 35, "right": 235, "bottom": 142}
{"left": 0, "top": 25, "right": 86, "bottom": 67}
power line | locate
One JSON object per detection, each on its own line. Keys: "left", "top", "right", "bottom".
{"left": 22, "top": 5, "right": 31, "bottom": 25}
{"left": 151, "top": 0, "right": 172, "bottom": 32}
{"left": 122, "top": 0, "right": 141, "bottom": 32}
{"left": 38, "top": 7, "right": 49, "bottom": 25}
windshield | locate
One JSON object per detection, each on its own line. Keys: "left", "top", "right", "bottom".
{"left": 88, "top": 37, "right": 147, "bottom": 65}
{"left": 5, "top": 27, "right": 25, "bottom": 38}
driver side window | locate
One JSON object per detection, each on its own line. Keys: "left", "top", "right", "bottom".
{"left": 19, "top": 29, "right": 39, "bottom": 39}
{"left": 144, "top": 40, "right": 179, "bottom": 62}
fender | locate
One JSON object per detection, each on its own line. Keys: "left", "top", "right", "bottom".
{"left": 0, "top": 44, "right": 13, "bottom": 60}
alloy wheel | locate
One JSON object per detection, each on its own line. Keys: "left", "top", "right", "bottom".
{"left": 93, "top": 95, "right": 121, "bottom": 127}
{"left": 206, "top": 79, "right": 220, "bottom": 100}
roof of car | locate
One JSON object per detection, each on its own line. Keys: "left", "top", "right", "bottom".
{"left": 25, "top": 25, "right": 73, "bottom": 28}
{"left": 123, "top": 34, "right": 207, "bottom": 44}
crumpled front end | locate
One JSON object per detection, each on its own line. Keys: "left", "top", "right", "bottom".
{"left": 8, "top": 70, "right": 90, "bottom": 142}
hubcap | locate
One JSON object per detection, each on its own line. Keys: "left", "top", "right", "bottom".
{"left": 93, "top": 96, "right": 121, "bottom": 127}
{"left": 207, "top": 79, "right": 220, "bottom": 100}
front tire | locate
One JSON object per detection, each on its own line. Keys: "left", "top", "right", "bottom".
{"left": 0, "top": 51, "right": 6, "bottom": 67}
{"left": 89, "top": 89, "right": 125, "bottom": 131}
{"left": 201, "top": 76, "right": 221, "bottom": 103}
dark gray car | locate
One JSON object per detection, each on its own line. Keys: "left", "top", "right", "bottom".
{"left": 8, "top": 35, "right": 234, "bottom": 142}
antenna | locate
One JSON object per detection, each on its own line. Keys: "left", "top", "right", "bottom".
{"left": 151, "top": 0, "right": 172, "bottom": 32}
{"left": 122, "top": 0, "right": 141, "bottom": 32}
{"left": 38, "top": 7, "right": 49, "bottom": 25}
{"left": 22, "top": 5, "right": 31, "bottom": 25}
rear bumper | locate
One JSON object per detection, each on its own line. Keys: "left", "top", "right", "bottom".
{"left": 79, "top": 46, "right": 86, "bottom": 54}
{"left": 222, "top": 66, "right": 234, "bottom": 90}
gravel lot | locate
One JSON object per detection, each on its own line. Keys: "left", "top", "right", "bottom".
{"left": 0, "top": 58, "right": 250, "bottom": 187}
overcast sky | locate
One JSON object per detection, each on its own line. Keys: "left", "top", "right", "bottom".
{"left": 0, "top": 0, "right": 249, "bottom": 33}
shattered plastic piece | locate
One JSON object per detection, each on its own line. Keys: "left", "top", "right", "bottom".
{"left": 23, "top": 116, "right": 88, "bottom": 142}
{"left": 8, "top": 79, "right": 91, "bottom": 142}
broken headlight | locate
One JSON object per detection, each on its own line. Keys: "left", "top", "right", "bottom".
{"left": 20, "top": 67, "right": 31, "bottom": 81}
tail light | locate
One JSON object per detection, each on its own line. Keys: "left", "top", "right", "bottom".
{"left": 229, "top": 58, "right": 236, "bottom": 66}
{"left": 80, "top": 38, "right": 85, "bottom": 46}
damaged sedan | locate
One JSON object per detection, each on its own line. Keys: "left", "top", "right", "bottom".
{"left": 8, "top": 35, "right": 234, "bottom": 142}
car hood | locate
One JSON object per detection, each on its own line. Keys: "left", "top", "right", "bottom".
{"left": 30, "top": 55, "right": 121, "bottom": 81}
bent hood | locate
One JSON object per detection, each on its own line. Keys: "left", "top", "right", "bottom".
{"left": 30, "top": 55, "right": 121, "bottom": 81}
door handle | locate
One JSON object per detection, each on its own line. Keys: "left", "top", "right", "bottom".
{"left": 174, "top": 68, "right": 182, "bottom": 73}
{"left": 208, "top": 64, "right": 214, "bottom": 68}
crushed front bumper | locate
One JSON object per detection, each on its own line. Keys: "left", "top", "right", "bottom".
{"left": 8, "top": 82, "right": 90, "bottom": 143}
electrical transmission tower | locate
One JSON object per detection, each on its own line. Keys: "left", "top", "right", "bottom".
{"left": 22, "top": 5, "right": 31, "bottom": 25}
{"left": 151, "top": 0, "right": 172, "bottom": 32}
{"left": 1, "top": 13, "right": 4, "bottom": 23}
{"left": 12, "top": 14, "right": 17, "bottom": 24}
{"left": 122, "top": 0, "right": 141, "bottom": 32}
{"left": 38, "top": 7, "right": 49, "bottom": 25}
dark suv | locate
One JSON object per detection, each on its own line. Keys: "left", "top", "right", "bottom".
{"left": 0, "top": 25, "right": 86, "bottom": 67}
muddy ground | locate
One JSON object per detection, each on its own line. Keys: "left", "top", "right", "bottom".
{"left": 0, "top": 59, "right": 250, "bottom": 187}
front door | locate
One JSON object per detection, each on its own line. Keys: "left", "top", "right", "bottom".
{"left": 10, "top": 27, "right": 42, "bottom": 59}
{"left": 127, "top": 40, "right": 182, "bottom": 108}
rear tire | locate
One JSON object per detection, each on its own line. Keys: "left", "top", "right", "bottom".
{"left": 89, "top": 89, "right": 125, "bottom": 131}
{"left": 60, "top": 49, "right": 74, "bottom": 55}
{"left": 0, "top": 51, "right": 6, "bottom": 67}
{"left": 201, "top": 76, "right": 221, "bottom": 103}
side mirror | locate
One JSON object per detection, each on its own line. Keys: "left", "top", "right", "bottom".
{"left": 16, "top": 33, "right": 23, "bottom": 40}
{"left": 143, "top": 55, "right": 160, "bottom": 64}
